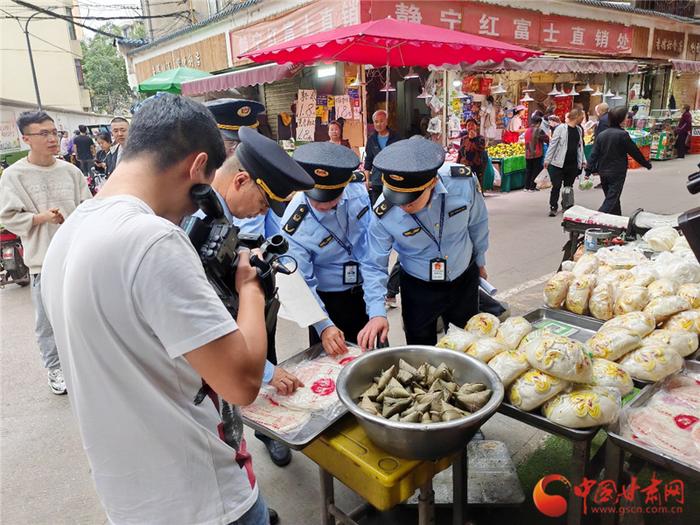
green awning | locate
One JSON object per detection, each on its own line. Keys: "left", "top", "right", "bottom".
{"left": 138, "top": 67, "right": 212, "bottom": 94}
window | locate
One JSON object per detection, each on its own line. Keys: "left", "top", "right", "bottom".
{"left": 75, "top": 59, "right": 85, "bottom": 86}
{"left": 207, "top": 0, "right": 220, "bottom": 16}
{"left": 65, "top": 7, "right": 77, "bottom": 40}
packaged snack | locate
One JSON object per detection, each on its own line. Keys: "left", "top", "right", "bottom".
{"left": 589, "top": 284, "right": 614, "bottom": 321}
{"left": 524, "top": 335, "right": 593, "bottom": 383}
{"left": 598, "top": 269, "right": 635, "bottom": 290}
{"left": 642, "top": 329, "right": 699, "bottom": 358}
{"left": 587, "top": 358, "right": 634, "bottom": 396}
{"left": 586, "top": 328, "right": 641, "bottom": 361}
{"left": 618, "top": 346, "right": 684, "bottom": 382}
{"left": 436, "top": 324, "right": 479, "bottom": 352}
{"left": 565, "top": 275, "right": 597, "bottom": 315}
{"left": 543, "top": 272, "right": 575, "bottom": 308}
{"left": 643, "top": 296, "right": 691, "bottom": 324}
{"left": 600, "top": 311, "right": 656, "bottom": 338}
{"left": 630, "top": 264, "right": 659, "bottom": 287}
{"left": 643, "top": 226, "right": 680, "bottom": 252}
{"left": 465, "top": 313, "right": 500, "bottom": 338}
{"left": 663, "top": 310, "right": 700, "bottom": 334}
{"left": 495, "top": 317, "right": 533, "bottom": 350}
{"left": 613, "top": 285, "right": 650, "bottom": 316}
{"left": 572, "top": 253, "right": 599, "bottom": 276}
{"left": 543, "top": 387, "right": 621, "bottom": 428}
{"left": 488, "top": 350, "right": 530, "bottom": 387}
{"left": 678, "top": 283, "right": 700, "bottom": 309}
{"left": 466, "top": 337, "right": 508, "bottom": 362}
{"left": 508, "top": 369, "right": 569, "bottom": 412}
{"left": 647, "top": 278, "right": 678, "bottom": 300}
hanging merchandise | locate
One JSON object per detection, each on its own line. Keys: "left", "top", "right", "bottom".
{"left": 427, "top": 116, "right": 442, "bottom": 135}
{"left": 429, "top": 95, "right": 444, "bottom": 113}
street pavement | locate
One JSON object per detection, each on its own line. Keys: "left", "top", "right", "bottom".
{"left": 1, "top": 156, "right": 698, "bottom": 524}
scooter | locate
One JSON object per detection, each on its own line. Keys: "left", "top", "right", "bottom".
{"left": 0, "top": 228, "right": 30, "bottom": 287}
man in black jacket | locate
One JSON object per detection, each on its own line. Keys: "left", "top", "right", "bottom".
{"left": 363, "top": 110, "right": 401, "bottom": 205}
{"left": 594, "top": 103, "right": 609, "bottom": 139}
{"left": 587, "top": 106, "right": 651, "bottom": 216}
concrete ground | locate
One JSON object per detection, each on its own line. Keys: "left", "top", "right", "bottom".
{"left": 1, "top": 156, "right": 698, "bottom": 524}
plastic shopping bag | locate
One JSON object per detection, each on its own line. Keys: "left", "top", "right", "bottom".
{"left": 535, "top": 169, "right": 551, "bottom": 189}
{"left": 579, "top": 176, "right": 594, "bottom": 191}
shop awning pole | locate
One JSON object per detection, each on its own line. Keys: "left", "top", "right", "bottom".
{"left": 361, "top": 65, "right": 368, "bottom": 150}
{"left": 443, "top": 70, "right": 448, "bottom": 147}
{"left": 385, "top": 62, "right": 390, "bottom": 108}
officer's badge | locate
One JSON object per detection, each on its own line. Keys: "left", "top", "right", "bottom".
{"left": 357, "top": 205, "right": 369, "bottom": 220}
{"left": 448, "top": 205, "right": 467, "bottom": 217}
{"left": 314, "top": 168, "right": 329, "bottom": 178}
{"left": 282, "top": 204, "right": 308, "bottom": 235}
{"left": 319, "top": 235, "right": 333, "bottom": 248}
{"left": 373, "top": 200, "right": 393, "bottom": 218}
{"left": 402, "top": 227, "right": 421, "bottom": 237}
{"left": 237, "top": 106, "right": 251, "bottom": 117}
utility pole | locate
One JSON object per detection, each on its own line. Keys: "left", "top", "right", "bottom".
{"left": 23, "top": 11, "right": 43, "bottom": 109}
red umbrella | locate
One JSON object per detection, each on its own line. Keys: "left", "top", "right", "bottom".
{"left": 239, "top": 17, "right": 540, "bottom": 67}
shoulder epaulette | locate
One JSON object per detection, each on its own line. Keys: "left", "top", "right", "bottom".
{"left": 349, "top": 171, "right": 365, "bottom": 183}
{"left": 282, "top": 204, "right": 309, "bottom": 235}
{"left": 450, "top": 165, "right": 472, "bottom": 178}
{"left": 373, "top": 200, "right": 393, "bottom": 218}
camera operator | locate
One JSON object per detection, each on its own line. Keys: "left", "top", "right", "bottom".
{"left": 201, "top": 99, "right": 315, "bottom": 467}
{"left": 40, "top": 94, "right": 280, "bottom": 525}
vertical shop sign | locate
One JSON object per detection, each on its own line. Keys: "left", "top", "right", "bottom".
{"left": 296, "top": 89, "right": 317, "bottom": 142}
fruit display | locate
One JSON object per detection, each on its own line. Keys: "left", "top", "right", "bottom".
{"left": 627, "top": 129, "right": 652, "bottom": 147}
{"left": 487, "top": 142, "right": 525, "bottom": 159}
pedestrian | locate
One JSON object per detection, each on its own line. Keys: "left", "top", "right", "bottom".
{"left": 587, "top": 106, "right": 652, "bottom": 216}
{"left": 675, "top": 104, "right": 692, "bottom": 159}
{"left": 72, "top": 125, "right": 94, "bottom": 177}
{"left": 0, "top": 111, "right": 91, "bottom": 395}
{"left": 363, "top": 109, "right": 400, "bottom": 205}
{"left": 59, "top": 131, "right": 71, "bottom": 160}
{"left": 94, "top": 132, "right": 111, "bottom": 174}
{"left": 105, "top": 116, "right": 129, "bottom": 176}
{"left": 362, "top": 109, "right": 401, "bottom": 308}
{"left": 503, "top": 105, "right": 527, "bottom": 143}
{"left": 283, "top": 142, "right": 380, "bottom": 351}
{"left": 524, "top": 115, "right": 549, "bottom": 192}
{"left": 541, "top": 105, "right": 556, "bottom": 138}
{"left": 39, "top": 94, "right": 283, "bottom": 525}
{"left": 594, "top": 103, "right": 610, "bottom": 139}
{"left": 327, "top": 119, "right": 351, "bottom": 147}
{"left": 457, "top": 119, "right": 486, "bottom": 191}
{"left": 544, "top": 108, "right": 585, "bottom": 217}
{"left": 357, "top": 137, "right": 489, "bottom": 347}
{"left": 479, "top": 95, "right": 498, "bottom": 144}
{"left": 205, "top": 98, "right": 308, "bottom": 471}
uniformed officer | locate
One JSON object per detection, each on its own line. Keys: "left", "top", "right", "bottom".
{"left": 207, "top": 97, "right": 265, "bottom": 156}
{"left": 357, "top": 136, "right": 490, "bottom": 348}
{"left": 281, "top": 142, "right": 381, "bottom": 354}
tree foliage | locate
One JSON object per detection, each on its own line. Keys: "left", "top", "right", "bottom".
{"left": 81, "top": 23, "right": 135, "bottom": 114}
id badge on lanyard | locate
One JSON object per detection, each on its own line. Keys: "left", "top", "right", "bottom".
{"left": 430, "top": 258, "right": 447, "bottom": 282}
{"left": 343, "top": 262, "right": 359, "bottom": 285}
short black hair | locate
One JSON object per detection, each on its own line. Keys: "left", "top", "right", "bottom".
{"left": 79, "top": 124, "right": 87, "bottom": 133}
{"left": 530, "top": 115, "right": 543, "bottom": 126}
{"left": 122, "top": 93, "right": 226, "bottom": 174}
{"left": 16, "top": 110, "right": 54, "bottom": 134}
{"left": 486, "top": 95, "right": 494, "bottom": 104}
{"left": 97, "top": 132, "right": 112, "bottom": 143}
{"left": 609, "top": 106, "right": 628, "bottom": 128}
{"left": 111, "top": 116, "right": 128, "bottom": 125}
{"left": 631, "top": 105, "right": 639, "bottom": 112}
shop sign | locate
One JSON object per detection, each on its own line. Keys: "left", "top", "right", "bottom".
{"left": 231, "top": 0, "right": 360, "bottom": 66}
{"left": 652, "top": 29, "right": 685, "bottom": 58}
{"left": 0, "top": 109, "right": 21, "bottom": 153}
{"left": 686, "top": 34, "right": 700, "bottom": 61}
{"left": 364, "top": 1, "right": 632, "bottom": 55}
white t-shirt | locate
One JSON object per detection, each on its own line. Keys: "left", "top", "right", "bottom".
{"left": 41, "top": 195, "right": 258, "bottom": 525}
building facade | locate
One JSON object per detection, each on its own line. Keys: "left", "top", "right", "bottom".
{"left": 0, "top": 0, "right": 91, "bottom": 112}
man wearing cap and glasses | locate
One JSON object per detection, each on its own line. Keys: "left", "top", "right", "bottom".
{"left": 280, "top": 142, "right": 381, "bottom": 355}
{"left": 357, "top": 136, "right": 490, "bottom": 348}
{"left": 201, "top": 99, "right": 312, "bottom": 470}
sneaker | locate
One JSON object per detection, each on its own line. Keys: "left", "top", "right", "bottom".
{"left": 548, "top": 208, "right": 557, "bottom": 217}
{"left": 48, "top": 368, "right": 67, "bottom": 395}
{"left": 385, "top": 296, "right": 398, "bottom": 309}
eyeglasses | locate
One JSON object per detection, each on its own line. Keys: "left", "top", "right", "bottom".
{"left": 24, "top": 130, "right": 59, "bottom": 138}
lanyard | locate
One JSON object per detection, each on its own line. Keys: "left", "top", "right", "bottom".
{"left": 305, "top": 196, "right": 353, "bottom": 256}
{"left": 410, "top": 194, "right": 445, "bottom": 255}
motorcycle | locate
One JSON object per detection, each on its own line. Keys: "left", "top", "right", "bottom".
{"left": 87, "top": 166, "right": 106, "bottom": 196}
{"left": 0, "top": 228, "right": 30, "bottom": 288}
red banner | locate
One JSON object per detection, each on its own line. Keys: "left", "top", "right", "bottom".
{"left": 364, "top": 1, "right": 632, "bottom": 55}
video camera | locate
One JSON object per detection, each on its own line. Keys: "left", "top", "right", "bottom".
{"left": 679, "top": 164, "right": 700, "bottom": 262}
{"left": 181, "top": 184, "right": 292, "bottom": 315}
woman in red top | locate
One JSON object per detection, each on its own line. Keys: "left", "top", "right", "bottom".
{"left": 675, "top": 105, "right": 692, "bottom": 159}
{"left": 524, "top": 115, "right": 549, "bottom": 191}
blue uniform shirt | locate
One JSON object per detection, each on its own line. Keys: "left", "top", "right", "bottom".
{"left": 233, "top": 210, "right": 281, "bottom": 238}
{"left": 193, "top": 190, "right": 277, "bottom": 384}
{"left": 280, "top": 183, "right": 377, "bottom": 336}
{"left": 364, "top": 163, "right": 489, "bottom": 319}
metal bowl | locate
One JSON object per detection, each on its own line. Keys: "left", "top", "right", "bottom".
{"left": 336, "top": 345, "right": 504, "bottom": 460}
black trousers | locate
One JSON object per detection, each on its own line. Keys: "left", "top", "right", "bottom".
{"left": 387, "top": 262, "right": 401, "bottom": 298}
{"left": 675, "top": 133, "right": 688, "bottom": 158}
{"left": 399, "top": 263, "right": 480, "bottom": 345}
{"left": 525, "top": 157, "right": 543, "bottom": 190}
{"left": 548, "top": 164, "right": 578, "bottom": 210}
{"left": 598, "top": 173, "right": 626, "bottom": 216}
{"left": 308, "top": 286, "right": 369, "bottom": 346}
{"left": 78, "top": 159, "right": 94, "bottom": 177}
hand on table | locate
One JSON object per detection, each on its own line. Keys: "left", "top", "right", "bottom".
{"left": 269, "top": 367, "right": 304, "bottom": 396}
{"left": 357, "top": 316, "right": 389, "bottom": 351}
{"left": 321, "top": 326, "right": 348, "bottom": 356}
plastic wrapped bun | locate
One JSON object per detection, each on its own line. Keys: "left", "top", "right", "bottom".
{"left": 598, "top": 269, "right": 635, "bottom": 290}
{"left": 678, "top": 283, "right": 700, "bottom": 309}
{"left": 613, "top": 285, "right": 650, "bottom": 316}
{"left": 630, "top": 264, "right": 659, "bottom": 287}
{"left": 543, "top": 387, "right": 621, "bottom": 429}
{"left": 517, "top": 328, "right": 555, "bottom": 351}
{"left": 523, "top": 335, "right": 593, "bottom": 383}
{"left": 672, "top": 236, "right": 691, "bottom": 253}
{"left": 488, "top": 350, "right": 529, "bottom": 388}
{"left": 653, "top": 251, "right": 700, "bottom": 285}
{"left": 508, "top": 369, "right": 569, "bottom": 412}
{"left": 589, "top": 284, "right": 614, "bottom": 321}
{"left": 586, "top": 327, "right": 641, "bottom": 361}
{"left": 643, "top": 226, "right": 679, "bottom": 252}
{"left": 572, "top": 253, "right": 599, "bottom": 276}
{"left": 587, "top": 358, "right": 634, "bottom": 396}
{"left": 663, "top": 309, "right": 700, "bottom": 335}
{"left": 647, "top": 278, "right": 678, "bottom": 300}
{"left": 436, "top": 324, "right": 479, "bottom": 352}
{"left": 466, "top": 337, "right": 508, "bottom": 363}
{"left": 643, "top": 295, "right": 691, "bottom": 324}
{"left": 642, "top": 329, "right": 699, "bottom": 358}
{"left": 600, "top": 311, "right": 656, "bottom": 338}
{"left": 495, "top": 317, "right": 533, "bottom": 350}
{"left": 543, "top": 272, "right": 575, "bottom": 308}
{"left": 618, "top": 346, "right": 684, "bottom": 382}
{"left": 565, "top": 275, "right": 597, "bottom": 315}
{"left": 465, "top": 313, "right": 501, "bottom": 338}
